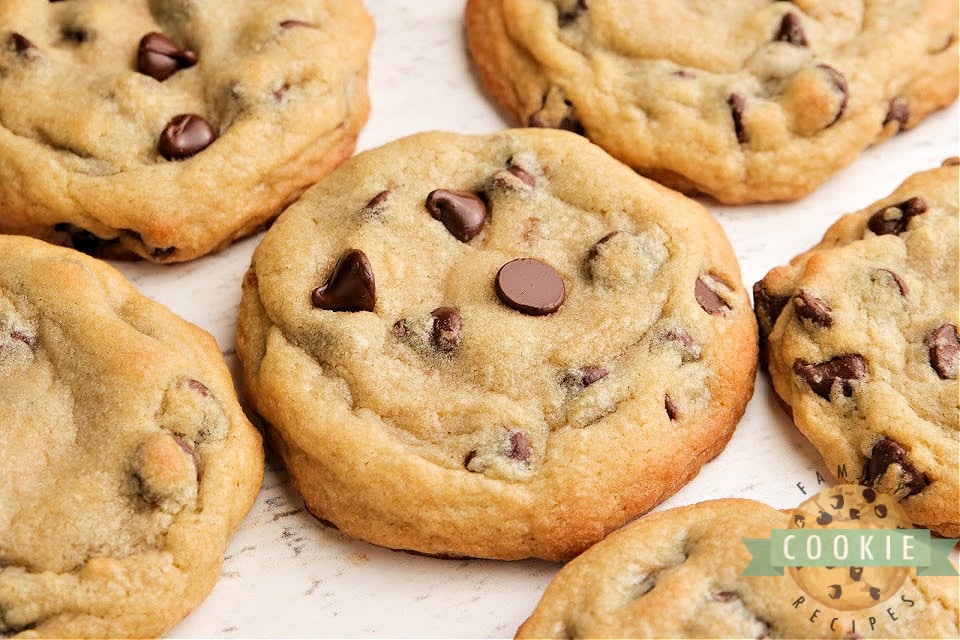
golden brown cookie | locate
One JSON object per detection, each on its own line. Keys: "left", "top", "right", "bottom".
{"left": 0, "top": 236, "right": 263, "bottom": 637}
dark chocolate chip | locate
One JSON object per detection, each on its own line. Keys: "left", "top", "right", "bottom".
{"left": 753, "top": 280, "right": 790, "bottom": 339}
{"left": 665, "top": 394, "right": 679, "bottom": 421}
{"left": 495, "top": 258, "right": 566, "bottom": 315}
{"left": 817, "top": 64, "right": 848, "bottom": 126}
{"left": 793, "top": 290, "right": 833, "bottom": 328}
{"left": 695, "top": 276, "right": 731, "bottom": 315}
{"left": 10, "top": 33, "right": 36, "bottom": 56}
{"left": 506, "top": 165, "right": 536, "bottom": 188}
{"left": 507, "top": 431, "right": 533, "bottom": 462}
{"left": 727, "top": 93, "right": 748, "bottom": 144}
{"left": 279, "top": 20, "right": 315, "bottom": 29}
{"left": 883, "top": 97, "right": 909, "bottom": 130}
{"left": 862, "top": 437, "right": 929, "bottom": 497}
{"left": 817, "top": 510, "right": 833, "bottom": 525}
{"left": 158, "top": 114, "right": 215, "bottom": 160}
{"left": 171, "top": 435, "right": 201, "bottom": 480}
{"left": 873, "top": 269, "right": 909, "bottom": 297}
{"left": 188, "top": 379, "right": 211, "bottom": 397}
{"left": 926, "top": 323, "right": 959, "bottom": 379}
{"left": 775, "top": 12, "right": 807, "bottom": 46}
{"left": 849, "top": 566, "right": 863, "bottom": 581}
{"left": 874, "top": 504, "right": 888, "bottom": 518}
{"left": 430, "top": 306, "right": 462, "bottom": 353}
{"left": 867, "top": 197, "right": 928, "bottom": 235}
{"left": 311, "top": 249, "right": 376, "bottom": 312}
{"left": 558, "top": 0, "right": 587, "bottom": 27}
{"left": 425, "top": 189, "right": 487, "bottom": 242}
{"left": 862, "top": 487, "right": 876, "bottom": 503}
{"left": 943, "top": 156, "right": 960, "bottom": 166}
{"left": 564, "top": 365, "right": 608, "bottom": 389}
{"left": 793, "top": 354, "right": 867, "bottom": 399}
{"left": 137, "top": 32, "right": 197, "bottom": 81}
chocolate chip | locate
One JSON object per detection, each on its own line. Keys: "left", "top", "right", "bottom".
{"left": 507, "top": 431, "right": 533, "bottom": 462}
{"left": 713, "top": 591, "right": 737, "bottom": 602}
{"left": 150, "top": 246, "right": 176, "bottom": 259}
{"left": 793, "top": 514, "right": 805, "bottom": 528}
{"left": 137, "top": 32, "right": 197, "bottom": 81}
{"left": 159, "top": 114, "right": 216, "bottom": 160}
{"left": 188, "top": 379, "right": 211, "bottom": 397}
{"left": 862, "top": 487, "right": 876, "bottom": 503}
{"left": 506, "top": 165, "right": 536, "bottom": 188}
{"left": 753, "top": 280, "right": 790, "bottom": 339}
{"left": 695, "top": 276, "right": 731, "bottom": 315}
{"left": 430, "top": 306, "right": 462, "bottom": 353}
{"left": 495, "top": 258, "right": 566, "bottom": 315}
{"left": 586, "top": 231, "right": 621, "bottom": 268}
{"left": 279, "top": 20, "right": 315, "bottom": 29}
{"left": 869, "top": 587, "right": 881, "bottom": 601}
{"left": 10, "top": 33, "right": 36, "bottom": 56}
{"left": 664, "top": 394, "right": 679, "bottom": 421}
{"left": 849, "top": 566, "right": 863, "bottom": 581}
{"left": 849, "top": 508, "right": 860, "bottom": 520}
{"left": 828, "top": 585, "right": 842, "bottom": 599}
{"left": 171, "top": 435, "right": 201, "bottom": 480}
{"left": 662, "top": 328, "right": 701, "bottom": 362}
{"left": 867, "top": 197, "right": 927, "bottom": 235}
{"left": 942, "top": 156, "right": 960, "bottom": 166}
{"left": 775, "top": 12, "right": 807, "bottom": 46}
{"left": 883, "top": 97, "right": 909, "bottom": 130}
{"left": 558, "top": 0, "right": 587, "bottom": 27}
{"left": 463, "top": 450, "right": 478, "bottom": 468}
{"left": 926, "top": 323, "right": 959, "bottom": 379}
{"left": 673, "top": 69, "right": 696, "bottom": 78}
{"left": 527, "top": 98, "right": 584, "bottom": 134}
{"left": 874, "top": 505, "right": 888, "bottom": 518}
{"left": 311, "top": 249, "right": 375, "bottom": 312}
{"left": 425, "top": 189, "right": 488, "bottom": 242}
{"left": 726, "top": 93, "right": 748, "bottom": 143}
{"left": 793, "top": 290, "right": 832, "bottom": 328}
{"left": 70, "top": 228, "right": 105, "bottom": 255}
{"left": 873, "top": 269, "right": 909, "bottom": 297}
{"left": 364, "top": 190, "right": 390, "bottom": 211}
{"left": 793, "top": 354, "right": 867, "bottom": 399}
{"left": 862, "top": 437, "right": 929, "bottom": 496}
{"left": 392, "top": 318, "right": 408, "bottom": 338}
{"left": 817, "top": 64, "right": 848, "bottom": 126}
{"left": 564, "top": 365, "right": 608, "bottom": 389}
{"left": 10, "top": 329, "right": 38, "bottom": 350}
{"left": 61, "top": 27, "right": 88, "bottom": 44}
{"left": 817, "top": 510, "right": 832, "bottom": 525}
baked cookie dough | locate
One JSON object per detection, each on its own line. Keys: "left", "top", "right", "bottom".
{"left": 0, "top": 236, "right": 263, "bottom": 637}
{"left": 0, "top": 0, "right": 373, "bottom": 262}
{"left": 755, "top": 162, "right": 959, "bottom": 537}
{"left": 237, "top": 129, "right": 758, "bottom": 561}
{"left": 466, "top": 0, "right": 959, "bottom": 203}
{"left": 517, "top": 499, "right": 959, "bottom": 638}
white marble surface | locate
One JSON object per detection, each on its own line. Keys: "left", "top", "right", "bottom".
{"left": 110, "top": 2, "right": 959, "bottom": 637}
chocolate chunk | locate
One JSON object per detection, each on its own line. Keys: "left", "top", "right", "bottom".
{"left": 926, "top": 323, "right": 959, "bottom": 379}
{"left": 495, "top": 258, "right": 566, "bottom": 315}
{"left": 862, "top": 437, "right": 929, "bottom": 496}
{"left": 137, "top": 32, "right": 197, "bottom": 81}
{"left": 430, "top": 306, "right": 462, "bottom": 353}
{"left": 867, "top": 197, "right": 927, "bottom": 235}
{"left": 793, "top": 354, "right": 867, "bottom": 399}
{"left": 564, "top": 365, "right": 608, "bottom": 389}
{"left": 793, "top": 290, "right": 833, "bottom": 327}
{"left": 507, "top": 431, "right": 533, "bottom": 462}
{"left": 506, "top": 165, "right": 536, "bottom": 188}
{"left": 727, "top": 93, "right": 748, "bottom": 143}
{"left": 775, "top": 12, "right": 807, "bottom": 46}
{"left": 558, "top": 0, "right": 587, "bottom": 27}
{"left": 817, "top": 64, "right": 848, "bottom": 126}
{"left": 425, "top": 189, "right": 487, "bottom": 242}
{"left": 311, "top": 249, "right": 376, "bottom": 312}
{"left": 280, "top": 20, "right": 315, "bottom": 29}
{"left": 664, "top": 394, "right": 679, "bottom": 421}
{"left": 10, "top": 33, "right": 36, "bottom": 56}
{"left": 942, "top": 156, "right": 960, "bottom": 166}
{"left": 883, "top": 97, "right": 909, "bottom": 130}
{"left": 159, "top": 114, "right": 216, "bottom": 160}
{"left": 695, "top": 276, "right": 731, "bottom": 315}
{"left": 873, "top": 269, "right": 909, "bottom": 297}
{"left": 753, "top": 280, "right": 790, "bottom": 339}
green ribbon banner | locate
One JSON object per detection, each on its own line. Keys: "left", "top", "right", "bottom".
{"left": 742, "top": 530, "right": 959, "bottom": 576}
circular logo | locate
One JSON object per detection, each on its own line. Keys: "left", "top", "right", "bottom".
{"left": 787, "top": 484, "right": 911, "bottom": 611}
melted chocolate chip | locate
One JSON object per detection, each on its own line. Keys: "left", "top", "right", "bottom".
{"left": 664, "top": 394, "right": 679, "bottom": 421}
{"left": 793, "top": 290, "right": 833, "bottom": 327}
{"left": 564, "top": 365, "right": 608, "bottom": 389}
{"left": 430, "top": 307, "right": 462, "bottom": 353}
{"left": 926, "top": 323, "right": 959, "bottom": 379}
{"left": 159, "top": 114, "right": 215, "bottom": 160}
{"left": 10, "top": 33, "right": 36, "bottom": 56}
{"left": 753, "top": 280, "right": 790, "bottom": 339}
{"left": 425, "top": 189, "right": 487, "bottom": 242}
{"left": 883, "top": 97, "right": 909, "bottom": 130}
{"left": 793, "top": 354, "right": 867, "bottom": 399}
{"left": 873, "top": 269, "right": 909, "bottom": 297}
{"left": 311, "top": 249, "right": 376, "bottom": 312}
{"left": 862, "top": 438, "right": 929, "bottom": 496}
{"left": 695, "top": 276, "right": 731, "bottom": 315}
{"left": 364, "top": 190, "right": 391, "bottom": 211}
{"left": 775, "top": 12, "right": 807, "bottom": 46}
{"left": 137, "top": 32, "right": 197, "bottom": 81}
{"left": 507, "top": 431, "right": 533, "bottom": 462}
{"left": 495, "top": 258, "right": 566, "bottom": 315}
{"left": 727, "top": 93, "right": 748, "bottom": 143}
{"left": 817, "top": 64, "right": 848, "bottom": 126}
{"left": 867, "top": 197, "right": 927, "bottom": 236}
{"left": 506, "top": 165, "right": 536, "bottom": 188}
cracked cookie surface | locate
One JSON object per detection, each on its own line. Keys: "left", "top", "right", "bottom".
{"left": 755, "top": 163, "right": 959, "bottom": 537}
{"left": 0, "top": 236, "right": 263, "bottom": 637}
{"left": 237, "top": 129, "right": 757, "bottom": 561}
{"left": 516, "top": 499, "right": 959, "bottom": 638}
{"left": 0, "top": 0, "right": 372, "bottom": 262}
{"left": 466, "top": 0, "right": 958, "bottom": 203}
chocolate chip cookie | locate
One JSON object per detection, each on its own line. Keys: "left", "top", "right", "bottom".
{"left": 465, "top": 0, "right": 959, "bottom": 204}
{"left": 755, "top": 163, "right": 959, "bottom": 537}
{"left": 0, "top": 0, "right": 372, "bottom": 262}
{"left": 516, "top": 499, "right": 959, "bottom": 638}
{"left": 0, "top": 236, "right": 263, "bottom": 637}
{"left": 237, "top": 129, "right": 758, "bottom": 561}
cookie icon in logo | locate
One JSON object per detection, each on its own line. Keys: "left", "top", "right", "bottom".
{"left": 788, "top": 484, "right": 911, "bottom": 611}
